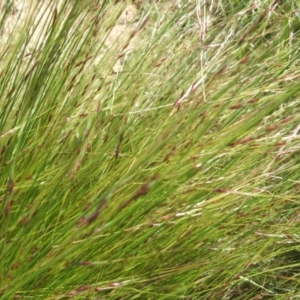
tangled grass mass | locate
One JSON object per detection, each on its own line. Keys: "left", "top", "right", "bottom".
{"left": 1, "top": 0, "right": 300, "bottom": 299}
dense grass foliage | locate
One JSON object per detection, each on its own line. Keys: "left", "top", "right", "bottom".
{"left": 1, "top": 0, "right": 300, "bottom": 299}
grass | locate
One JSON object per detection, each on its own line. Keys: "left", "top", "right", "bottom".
{"left": 1, "top": 0, "right": 300, "bottom": 299}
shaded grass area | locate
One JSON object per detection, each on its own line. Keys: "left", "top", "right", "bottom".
{"left": 1, "top": 0, "right": 300, "bottom": 299}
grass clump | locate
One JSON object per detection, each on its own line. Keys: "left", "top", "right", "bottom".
{"left": 1, "top": 0, "right": 300, "bottom": 299}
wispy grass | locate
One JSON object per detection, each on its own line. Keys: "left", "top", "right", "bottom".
{"left": 0, "top": 0, "right": 300, "bottom": 299}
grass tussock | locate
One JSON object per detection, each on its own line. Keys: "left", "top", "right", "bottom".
{"left": 1, "top": 0, "right": 300, "bottom": 299}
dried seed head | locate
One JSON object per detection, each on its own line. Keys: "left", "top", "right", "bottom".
{"left": 78, "top": 261, "right": 92, "bottom": 266}
{"left": 240, "top": 56, "right": 250, "bottom": 64}
{"left": 214, "top": 103, "right": 223, "bottom": 108}
{"left": 230, "top": 104, "right": 243, "bottom": 110}
{"left": 87, "top": 211, "right": 100, "bottom": 224}
{"left": 247, "top": 98, "right": 259, "bottom": 104}
{"left": 77, "top": 218, "right": 87, "bottom": 226}
{"left": 266, "top": 125, "right": 277, "bottom": 131}
{"left": 214, "top": 188, "right": 227, "bottom": 193}
{"left": 240, "top": 137, "right": 253, "bottom": 144}
{"left": 8, "top": 178, "right": 14, "bottom": 194}
{"left": 281, "top": 116, "right": 293, "bottom": 123}
{"left": 76, "top": 161, "right": 82, "bottom": 171}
